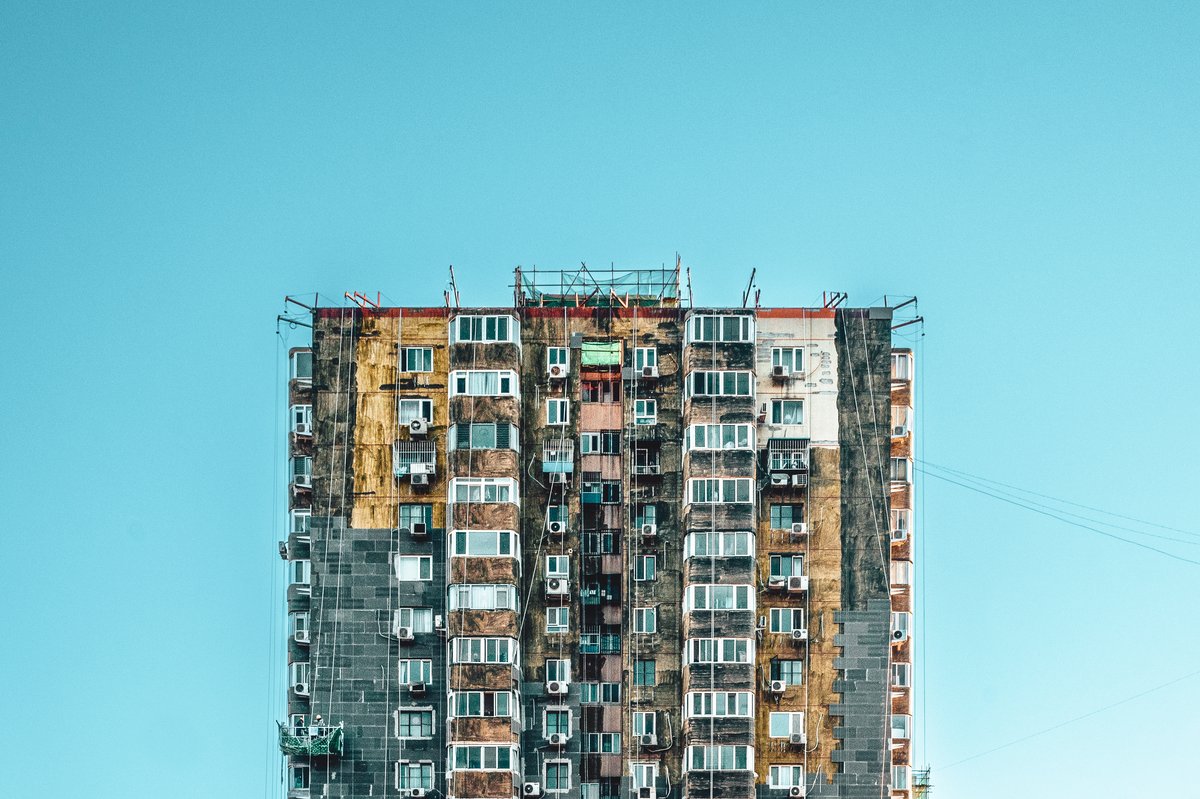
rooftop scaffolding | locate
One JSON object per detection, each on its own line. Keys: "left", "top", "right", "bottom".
{"left": 514, "top": 262, "right": 681, "bottom": 308}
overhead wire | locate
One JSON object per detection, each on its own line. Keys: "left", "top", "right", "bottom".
{"left": 916, "top": 468, "right": 1200, "bottom": 567}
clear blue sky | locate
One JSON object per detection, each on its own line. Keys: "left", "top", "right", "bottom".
{"left": 2, "top": 3, "right": 1197, "bottom": 797}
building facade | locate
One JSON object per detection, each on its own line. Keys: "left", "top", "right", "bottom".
{"left": 277, "top": 269, "right": 918, "bottom": 799}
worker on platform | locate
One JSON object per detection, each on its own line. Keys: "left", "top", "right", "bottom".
{"left": 310, "top": 713, "right": 324, "bottom": 736}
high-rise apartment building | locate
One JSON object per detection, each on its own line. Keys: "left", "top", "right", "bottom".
{"left": 276, "top": 267, "right": 919, "bottom": 799}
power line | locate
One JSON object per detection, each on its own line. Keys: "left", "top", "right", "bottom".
{"left": 918, "top": 463, "right": 1200, "bottom": 546}
{"left": 918, "top": 458, "right": 1200, "bottom": 539}
{"left": 917, "top": 469, "right": 1200, "bottom": 567}
{"left": 937, "top": 667, "right": 1200, "bottom": 770}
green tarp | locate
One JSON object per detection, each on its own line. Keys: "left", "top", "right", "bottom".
{"left": 278, "top": 723, "right": 344, "bottom": 757}
{"left": 580, "top": 341, "right": 621, "bottom": 366}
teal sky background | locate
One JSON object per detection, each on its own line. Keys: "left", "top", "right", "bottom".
{"left": 2, "top": 3, "right": 1198, "bottom": 797}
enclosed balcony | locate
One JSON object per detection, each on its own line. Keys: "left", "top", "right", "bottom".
{"left": 393, "top": 440, "right": 437, "bottom": 478}
{"left": 542, "top": 439, "right": 575, "bottom": 473}
{"left": 767, "top": 438, "right": 809, "bottom": 473}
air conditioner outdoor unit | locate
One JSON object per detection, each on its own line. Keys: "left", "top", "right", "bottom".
{"left": 638, "top": 787, "right": 654, "bottom": 799}
{"left": 792, "top": 473, "right": 808, "bottom": 487}
{"left": 408, "top": 682, "right": 427, "bottom": 695}
{"left": 546, "top": 681, "right": 568, "bottom": 696}
{"left": 787, "top": 575, "right": 808, "bottom": 593}
{"left": 789, "top": 733, "right": 806, "bottom": 745}
{"left": 772, "top": 365, "right": 788, "bottom": 378}
{"left": 411, "top": 522, "right": 428, "bottom": 537}
{"left": 293, "top": 682, "right": 310, "bottom": 696}
{"left": 642, "top": 366, "right": 658, "bottom": 378}
{"left": 640, "top": 733, "right": 657, "bottom": 747}
{"left": 548, "top": 733, "right": 568, "bottom": 747}
{"left": 790, "top": 522, "right": 807, "bottom": 535}
{"left": 789, "top": 786, "right": 806, "bottom": 797}
{"left": 411, "top": 473, "right": 430, "bottom": 486}
{"left": 409, "top": 418, "right": 428, "bottom": 436}
{"left": 641, "top": 523, "right": 657, "bottom": 537}
{"left": 767, "top": 576, "right": 786, "bottom": 591}
{"left": 294, "top": 629, "right": 310, "bottom": 645}
{"left": 396, "top": 626, "right": 414, "bottom": 641}
{"left": 549, "top": 473, "right": 568, "bottom": 485}
{"left": 547, "top": 578, "right": 569, "bottom": 596}
{"left": 408, "top": 789, "right": 427, "bottom": 798}
{"left": 892, "top": 425, "right": 907, "bottom": 437}
{"left": 548, "top": 520, "right": 565, "bottom": 534}
{"left": 549, "top": 364, "right": 566, "bottom": 379}
{"left": 771, "top": 473, "right": 789, "bottom": 486}
{"left": 524, "top": 783, "right": 542, "bottom": 796}
{"left": 890, "top": 528, "right": 907, "bottom": 542}
{"left": 791, "top": 628, "right": 808, "bottom": 642}
{"left": 892, "top": 629, "right": 908, "bottom": 643}
{"left": 295, "top": 423, "right": 313, "bottom": 436}
{"left": 769, "top": 680, "right": 786, "bottom": 693}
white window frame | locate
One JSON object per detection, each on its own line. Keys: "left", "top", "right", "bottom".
{"left": 684, "top": 584, "right": 754, "bottom": 611}
{"left": 544, "top": 759, "right": 572, "bottom": 792}
{"left": 395, "top": 707, "right": 436, "bottom": 739}
{"left": 290, "top": 404, "right": 312, "bottom": 436}
{"left": 635, "top": 346, "right": 657, "bottom": 370}
{"left": 290, "top": 456, "right": 312, "bottom": 486}
{"left": 451, "top": 314, "right": 518, "bottom": 345}
{"left": 542, "top": 706, "right": 572, "bottom": 736}
{"left": 687, "top": 314, "right": 754, "bottom": 343}
{"left": 634, "top": 398, "right": 657, "bottom": 425}
{"left": 449, "top": 477, "right": 518, "bottom": 505}
{"left": 450, "top": 369, "right": 519, "bottom": 398}
{"left": 684, "top": 423, "right": 754, "bottom": 451}
{"left": 451, "top": 637, "right": 517, "bottom": 664}
{"left": 289, "top": 763, "right": 310, "bottom": 790}
{"left": 448, "top": 743, "right": 519, "bottom": 772}
{"left": 290, "top": 660, "right": 310, "bottom": 685}
{"left": 630, "top": 763, "right": 659, "bottom": 791}
{"left": 684, "top": 691, "right": 753, "bottom": 718}
{"left": 402, "top": 347, "right": 434, "bottom": 373}
{"left": 393, "top": 607, "right": 434, "bottom": 633}
{"left": 579, "top": 682, "right": 620, "bottom": 704}
{"left": 395, "top": 761, "right": 434, "bottom": 790}
{"left": 547, "top": 398, "right": 570, "bottom": 425}
{"left": 545, "top": 555, "right": 569, "bottom": 578}
{"left": 289, "top": 559, "right": 311, "bottom": 585}
{"left": 684, "top": 531, "right": 754, "bottom": 558}
{"left": 398, "top": 398, "right": 434, "bottom": 425}
{"left": 687, "top": 478, "right": 753, "bottom": 505}
{"left": 547, "top": 346, "right": 569, "bottom": 368}
{"left": 448, "top": 583, "right": 518, "bottom": 611}
{"left": 892, "top": 611, "right": 912, "bottom": 639}
{"left": 768, "top": 711, "right": 805, "bottom": 738}
{"left": 290, "top": 350, "right": 313, "bottom": 382}
{"left": 632, "top": 711, "right": 656, "bottom": 736}
{"left": 890, "top": 559, "right": 913, "bottom": 586}
{"left": 768, "top": 765, "right": 805, "bottom": 789}
{"left": 687, "top": 370, "right": 754, "bottom": 398}
{"left": 890, "top": 457, "right": 912, "bottom": 483}
{"left": 891, "top": 508, "right": 911, "bottom": 539}
{"left": 684, "top": 744, "right": 754, "bottom": 772}
{"left": 450, "top": 422, "right": 519, "bottom": 451}
{"left": 634, "top": 555, "right": 656, "bottom": 582}
{"left": 633, "top": 607, "right": 657, "bottom": 634}
{"left": 451, "top": 690, "right": 516, "bottom": 719}
{"left": 769, "top": 607, "right": 805, "bottom": 633}
{"left": 770, "top": 399, "right": 805, "bottom": 425}
{"left": 290, "top": 508, "right": 311, "bottom": 535}
{"left": 891, "top": 662, "right": 912, "bottom": 688}
{"left": 891, "top": 352, "right": 913, "bottom": 380}
{"left": 683, "top": 637, "right": 754, "bottom": 665}
{"left": 771, "top": 346, "right": 804, "bottom": 374}
{"left": 546, "top": 606, "right": 570, "bottom": 634}
{"left": 398, "top": 659, "right": 433, "bottom": 685}
{"left": 450, "top": 529, "right": 520, "bottom": 558}
{"left": 289, "top": 611, "right": 308, "bottom": 637}
{"left": 892, "top": 765, "right": 912, "bottom": 790}
{"left": 545, "top": 658, "right": 571, "bottom": 683}
{"left": 891, "top": 713, "right": 911, "bottom": 741}
{"left": 393, "top": 555, "right": 433, "bottom": 581}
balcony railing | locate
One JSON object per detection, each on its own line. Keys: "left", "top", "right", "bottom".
{"left": 278, "top": 722, "right": 344, "bottom": 757}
